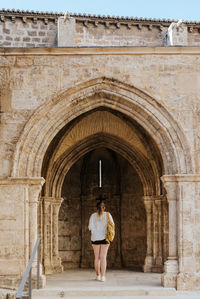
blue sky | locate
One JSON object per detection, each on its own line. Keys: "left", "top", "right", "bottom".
{"left": 0, "top": 0, "right": 200, "bottom": 22}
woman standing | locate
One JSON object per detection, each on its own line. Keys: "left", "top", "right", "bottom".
{"left": 88, "top": 201, "right": 114, "bottom": 282}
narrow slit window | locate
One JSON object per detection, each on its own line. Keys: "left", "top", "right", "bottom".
{"left": 99, "top": 159, "right": 102, "bottom": 188}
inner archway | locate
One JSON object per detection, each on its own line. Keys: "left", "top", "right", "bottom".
{"left": 59, "top": 147, "right": 146, "bottom": 270}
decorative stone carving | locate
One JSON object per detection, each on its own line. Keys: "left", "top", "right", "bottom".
{"left": 164, "top": 20, "right": 188, "bottom": 46}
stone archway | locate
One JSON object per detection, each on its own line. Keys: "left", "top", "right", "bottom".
{"left": 40, "top": 108, "right": 163, "bottom": 275}
{"left": 11, "top": 77, "right": 193, "bottom": 289}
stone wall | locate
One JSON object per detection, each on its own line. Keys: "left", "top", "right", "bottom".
{"left": 74, "top": 21, "right": 165, "bottom": 46}
{"left": 59, "top": 159, "right": 82, "bottom": 269}
{"left": 0, "top": 18, "right": 57, "bottom": 47}
{"left": 1, "top": 9, "right": 200, "bottom": 47}
{"left": 119, "top": 156, "right": 146, "bottom": 270}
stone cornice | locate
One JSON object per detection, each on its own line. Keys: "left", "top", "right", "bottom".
{"left": 0, "top": 177, "right": 45, "bottom": 185}
{"left": 161, "top": 174, "right": 200, "bottom": 182}
{"left": 0, "top": 8, "right": 200, "bottom": 28}
{"left": 1, "top": 46, "right": 200, "bottom": 56}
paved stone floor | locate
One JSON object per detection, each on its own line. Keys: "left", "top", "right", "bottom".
{"left": 32, "top": 269, "right": 200, "bottom": 298}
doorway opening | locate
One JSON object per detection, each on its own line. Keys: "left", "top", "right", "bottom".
{"left": 59, "top": 148, "right": 146, "bottom": 270}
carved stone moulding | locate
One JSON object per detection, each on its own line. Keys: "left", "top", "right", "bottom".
{"left": 0, "top": 13, "right": 56, "bottom": 24}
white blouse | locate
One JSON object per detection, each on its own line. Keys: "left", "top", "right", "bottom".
{"left": 88, "top": 212, "right": 114, "bottom": 242}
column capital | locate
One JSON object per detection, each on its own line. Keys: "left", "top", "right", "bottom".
{"left": 42, "top": 197, "right": 64, "bottom": 205}
{"left": 142, "top": 196, "right": 153, "bottom": 214}
{"left": 161, "top": 174, "right": 200, "bottom": 183}
{"left": 28, "top": 178, "right": 45, "bottom": 204}
{"left": 142, "top": 195, "right": 154, "bottom": 202}
{"left": 161, "top": 174, "right": 200, "bottom": 201}
{"left": 161, "top": 175, "right": 177, "bottom": 201}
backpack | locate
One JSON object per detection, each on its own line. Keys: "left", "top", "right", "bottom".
{"left": 106, "top": 212, "right": 115, "bottom": 243}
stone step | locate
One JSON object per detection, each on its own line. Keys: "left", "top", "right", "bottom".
{"left": 33, "top": 286, "right": 176, "bottom": 298}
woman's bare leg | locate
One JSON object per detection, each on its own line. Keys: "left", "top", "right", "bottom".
{"left": 92, "top": 244, "right": 101, "bottom": 275}
{"left": 99, "top": 244, "right": 110, "bottom": 277}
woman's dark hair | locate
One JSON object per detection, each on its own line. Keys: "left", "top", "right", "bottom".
{"left": 96, "top": 201, "right": 105, "bottom": 216}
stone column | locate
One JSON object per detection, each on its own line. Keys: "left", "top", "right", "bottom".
{"left": 162, "top": 196, "right": 169, "bottom": 263}
{"left": 43, "top": 198, "right": 53, "bottom": 274}
{"left": 38, "top": 197, "right": 44, "bottom": 266}
{"left": 52, "top": 198, "right": 64, "bottom": 272}
{"left": 28, "top": 178, "right": 45, "bottom": 287}
{"left": 143, "top": 196, "right": 153, "bottom": 272}
{"left": 161, "top": 175, "right": 178, "bottom": 288}
{"left": 151, "top": 197, "right": 163, "bottom": 273}
{"left": 43, "top": 197, "right": 63, "bottom": 274}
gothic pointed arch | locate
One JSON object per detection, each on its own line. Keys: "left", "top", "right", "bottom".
{"left": 11, "top": 77, "right": 193, "bottom": 178}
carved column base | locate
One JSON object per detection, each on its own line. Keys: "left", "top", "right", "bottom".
{"left": 31, "top": 274, "right": 46, "bottom": 289}
{"left": 161, "top": 258, "right": 178, "bottom": 288}
{"left": 44, "top": 263, "right": 54, "bottom": 275}
{"left": 152, "top": 256, "right": 163, "bottom": 273}
{"left": 52, "top": 256, "right": 63, "bottom": 273}
{"left": 44, "top": 260, "right": 63, "bottom": 274}
{"left": 143, "top": 256, "right": 153, "bottom": 272}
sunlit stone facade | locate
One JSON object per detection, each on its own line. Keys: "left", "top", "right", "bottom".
{"left": 1, "top": 9, "right": 200, "bottom": 292}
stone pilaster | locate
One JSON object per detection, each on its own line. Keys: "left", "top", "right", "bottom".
{"left": 0, "top": 177, "right": 45, "bottom": 289}
{"left": 43, "top": 198, "right": 52, "bottom": 274}
{"left": 152, "top": 197, "right": 163, "bottom": 273}
{"left": 29, "top": 181, "right": 44, "bottom": 260}
{"left": 143, "top": 196, "right": 153, "bottom": 272}
{"left": 38, "top": 197, "right": 43, "bottom": 267}
{"left": 43, "top": 197, "right": 63, "bottom": 274}
{"left": 52, "top": 198, "right": 64, "bottom": 272}
{"left": 28, "top": 178, "right": 45, "bottom": 287}
{"left": 161, "top": 175, "right": 178, "bottom": 288}
{"left": 175, "top": 175, "right": 200, "bottom": 290}
{"left": 162, "top": 196, "right": 169, "bottom": 263}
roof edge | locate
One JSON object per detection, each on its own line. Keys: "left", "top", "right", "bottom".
{"left": 0, "top": 8, "right": 199, "bottom": 25}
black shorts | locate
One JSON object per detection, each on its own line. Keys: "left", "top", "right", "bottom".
{"left": 91, "top": 239, "right": 109, "bottom": 245}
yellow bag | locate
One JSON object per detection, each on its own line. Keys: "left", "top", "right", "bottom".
{"left": 106, "top": 212, "right": 115, "bottom": 243}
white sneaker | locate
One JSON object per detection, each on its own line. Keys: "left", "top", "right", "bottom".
{"left": 101, "top": 276, "right": 106, "bottom": 282}
{"left": 96, "top": 275, "right": 101, "bottom": 281}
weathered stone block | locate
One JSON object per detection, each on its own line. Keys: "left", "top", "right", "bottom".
{"left": 57, "top": 17, "right": 76, "bottom": 47}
